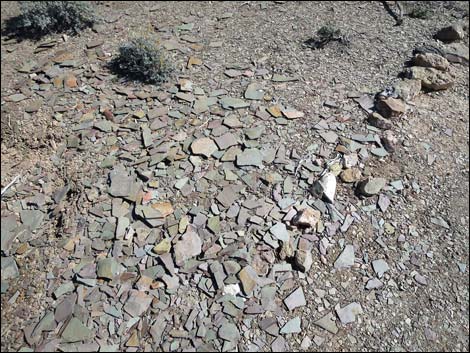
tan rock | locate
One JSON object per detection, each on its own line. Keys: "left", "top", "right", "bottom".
{"left": 64, "top": 74, "right": 78, "bottom": 88}
{"left": 381, "top": 131, "right": 399, "bottom": 153}
{"left": 190, "top": 137, "right": 218, "bottom": 158}
{"left": 153, "top": 238, "right": 171, "bottom": 255}
{"left": 368, "top": 112, "right": 393, "bottom": 130}
{"left": 404, "top": 66, "right": 454, "bottom": 91}
{"left": 375, "top": 97, "right": 406, "bottom": 119}
{"left": 151, "top": 201, "right": 174, "bottom": 218}
{"left": 293, "top": 208, "right": 321, "bottom": 228}
{"left": 340, "top": 168, "right": 362, "bottom": 183}
{"left": 238, "top": 266, "right": 258, "bottom": 295}
{"left": 412, "top": 53, "right": 449, "bottom": 71}
{"left": 393, "top": 79, "right": 422, "bottom": 101}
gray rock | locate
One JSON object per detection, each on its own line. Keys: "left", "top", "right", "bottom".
{"left": 236, "top": 148, "right": 264, "bottom": 167}
{"left": 314, "top": 312, "right": 338, "bottom": 334}
{"left": 238, "top": 265, "right": 259, "bottom": 296}
{"left": 372, "top": 259, "right": 390, "bottom": 278}
{"left": 218, "top": 322, "right": 240, "bottom": 341}
{"left": 1, "top": 215, "right": 19, "bottom": 252}
{"left": 280, "top": 317, "right": 301, "bottom": 334}
{"left": 20, "top": 210, "right": 44, "bottom": 232}
{"left": 61, "top": 318, "right": 93, "bottom": 343}
{"left": 435, "top": 24, "right": 465, "bottom": 42}
{"left": 214, "top": 133, "right": 238, "bottom": 150}
{"left": 174, "top": 230, "right": 202, "bottom": 266}
{"left": 336, "top": 302, "right": 363, "bottom": 324}
{"left": 97, "top": 258, "right": 121, "bottom": 280}
{"left": 269, "top": 223, "right": 289, "bottom": 242}
{"left": 334, "top": 245, "right": 355, "bottom": 269}
{"left": 404, "top": 66, "right": 454, "bottom": 91}
{"left": 53, "top": 282, "right": 75, "bottom": 298}
{"left": 123, "top": 290, "right": 153, "bottom": 317}
{"left": 358, "top": 177, "right": 387, "bottom": 196}
{"left": 191, "top": 137, "right": 218, "bottom": 158}
{"left": 244, "top": 83, "right": 264, "bottom": 100}
{"left": 412, "top": 53, "right": 450, "bottom": 71}
{"left": 1, "top": 257, "right": 19, "bottom": 280}
{"left": 220, "top": 97, "right": 250, "bottom": 109}
{"left": 284, "top": 287, "right": 306, "bottom": 311}
{"left": 368, "top": 112, "right": 392, "bottom": 130}
{"left": 365, "top": 278, "right": 383, "bottom": 290}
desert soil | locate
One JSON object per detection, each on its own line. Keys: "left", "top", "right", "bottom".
{"left": 1, "top": 1, "right": 469, "bottom": 352}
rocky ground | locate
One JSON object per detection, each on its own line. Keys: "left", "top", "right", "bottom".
{"left": 1, "top": 1, "right": 469, "bottom": 352}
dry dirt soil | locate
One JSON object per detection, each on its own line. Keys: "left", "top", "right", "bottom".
{"left": 1, "top": 1, "right": 469, "bottom": 352}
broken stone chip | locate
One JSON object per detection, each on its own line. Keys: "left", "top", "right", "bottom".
{"left": 292, "top": 208, "right": 321, "bottom": 228}
{"left": 284, "top": 287, "right": 306, "bottom": 311}
{"left": 191, "top": 137, "right": 218, "bottom": 158}
{"left": 174, "top": 230, "right": 202, "bottom": 266}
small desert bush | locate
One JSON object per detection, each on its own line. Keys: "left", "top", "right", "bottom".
{"left": 10, "top": 1, "right": 96, "bottom": 38}
{"left": 110, "top": 38, "right": 173, "bottom": 84}
{"left": 316, "top": 25, "right": 342, "bottom": 42}
{"left": 407, "top": 4, "right": 432, "bottom": 19}
{"left": 304, "top": 24, "right": 345, "bottom": 50}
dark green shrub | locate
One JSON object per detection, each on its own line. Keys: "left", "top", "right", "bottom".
{"left": 316, "top": 25, "right": 342, "bottom": 42}
{"left": 110, "top": 38, "right": 173, "bottom": 84}
{"left": 10, "top": 1, "right": 96, "bottom": 38}
{"left": 304, "top": 24, "right": 345, "bottom": 50}
{"left": 407, "top": 5, "right": 432, "bottom": 19}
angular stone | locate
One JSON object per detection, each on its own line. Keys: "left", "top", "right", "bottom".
{"left": 404, "top": 66, "right": 454, "bottom": 91}
{"left": 365, "top": 278, "right": 383, "bottom": 290}
{"left": 294, "top": 250, "right": 313, "bottom": 273}
{"left": 216, "top": 186, "right": 238, "bottom": 208}
{"left": 340, "top": 168, "right": 362, "bottom": 183}
{"left": 375, "top": 97, "right": 406, "bottom": 119}
{"left": 236, "top": 148, "right": 264, "bottom": 167}
{"left": 61, "top": 318, "right": 93, "bottom": 343}
{"left": 123, "top": 290, "right": 153, "bottom": 317}
{"left": 280, "top": 317, "right": 301, "bottom": 334}
{"left": 292, "top": 208, "right": 321, "bottom": 228}
{"left": 393, "top": 79, "right": 422, "bottom": 101}
{"left": 191, "top": 137, "right": 218, "bottom": 158}
{"left": 214, "top": 133, "right": 238, "bottom": 150}
{"left": 334, "top": 244, "right": 355, "bottom": 269}
{"left": 97, "top": 258, "right": 121, "bottom": 280}
{"left": 435, "top": 24, "right": 465, "bottom": 42}
{"left": 53, "top": 282, "right": 75, "bottom": 298}
{"left": 336, "top": 302, "right": 363, "bottom": 324}
{"left": 20, "top": 210, "right": 44, "bottom": 232}
{"left": 238, "top": 265, "right": 258, "bottom": 295}
{"left": 358, "top": 177, "right": 387, "bottom": 196}
{"left": 270, "top": 223, "right": 289, "bottom": 242}
{"left": 284, "top": 287, "right": 306, "bottom": 311}
{"left": 153, "top": 238, "right": 171, "bottom": 255}
{"left": 412, "top": 53, "right": 449, "bottom": 71}
{"left": 218, "top": 323, "right": 240, "bottom": 341}
{"left": 320, "top": 131, "right": 338, "bottom": 144}
{"left": 368, "top": 112, "right": 392, "bottom": 130}
{"left": 1, "top": 257, "right": 19, "bottom": 280}
{"left": 314, "top": 313, "right": 338, "bottom": 334}
{"left": 151, "top": 202, "right": 174, "bottom": 218}
{"left": 281, "top": 108, "right": 304, "bottom": 120}
{"left": 372, "top": 259, "right": 390, "bottom": 278}
{"left": 443, "top": 42, "right": 469, "bottom": 64}
{"left": 244, "top": 82, "right": 264, "bottom": 100}
{"left": 220, "top": 97, "right": 250, "bottom": 109}
{"left": 245, "top": 127, "right": 264, "bottom": 140}
{"left": 174, "top": 230, "right": 202, "bottom": 266}
{"left": 1, "top": 215, "right": 19, "bottom": 252}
